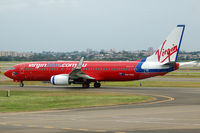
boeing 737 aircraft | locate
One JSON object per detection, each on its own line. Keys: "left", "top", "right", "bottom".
{"left": 4, "top": 25, "right": 185, "bottom": 88}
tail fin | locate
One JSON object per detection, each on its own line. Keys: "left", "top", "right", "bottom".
{"left": 146, "top": 25, "right": 185, "bottom": 64}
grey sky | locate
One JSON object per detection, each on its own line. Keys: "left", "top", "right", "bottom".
{"left": 0, "top": 0, "right": 200, "bottom": 52}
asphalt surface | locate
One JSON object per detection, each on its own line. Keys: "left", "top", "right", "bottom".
{"left": 0, "top": 85, "right": 200, "bottom": 133}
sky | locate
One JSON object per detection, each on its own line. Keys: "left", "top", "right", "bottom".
{"left": 0, "top": 0, "right": 200, "bottom": 52}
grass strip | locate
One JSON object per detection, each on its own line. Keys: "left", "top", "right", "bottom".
{"left": 0, "top": 90, "right": 153, "bottom": 112}
{"left": 102, "top": 80, "right": 200, "bottom": 88}
{"left": 0, "top": 80, "right": 200, "bottom": 88}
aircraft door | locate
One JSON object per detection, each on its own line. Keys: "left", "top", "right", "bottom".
{"left": 19, "top": 64, "right": 25, "bottom": 74}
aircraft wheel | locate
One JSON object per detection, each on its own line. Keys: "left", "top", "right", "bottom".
{"left": 20, "top": 81, "right": 24, "bottom": 87}
{"left": 82, "top": 83, "right": 90, "bottom": 88}
{"left": 94, "top": 82, "right": 101, "bottom": 88}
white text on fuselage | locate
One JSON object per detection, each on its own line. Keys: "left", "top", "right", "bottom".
{"left": 28, "top": 63, "right": 87, "bottom": 68}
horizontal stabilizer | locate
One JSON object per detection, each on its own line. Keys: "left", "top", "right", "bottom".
{"left": 179, "top": 61, "right": 199, "bottom": 67}
{"left": 163, "top": 61, "right": 176, "bottom": 67}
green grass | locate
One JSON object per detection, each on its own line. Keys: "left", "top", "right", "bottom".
{"left": 0, "top": 80, "right": 49, "bottom": 86}
{"left": 179, "top": 67, "right": 200, "bottom": 70}
{"left": 0, "top": 79, "right": 200, "bottom": 88}
{"left": 159, "top": 72, "right": 200, "bottom": 78}
{"left": 0, "top": 72, "right": 4, "bottom": 76}
{"left": 102, "top": 81, "right": 200, "bottom": 88}
{"left": 0, "top": 61, "right": 26, "bottom": 64}
{"left": 0, "top": 90, "right": 152, "bottom": 112}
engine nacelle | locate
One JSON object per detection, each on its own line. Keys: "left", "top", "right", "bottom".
{"left": 50, "top": 74, "right": 70, "bottom": 85}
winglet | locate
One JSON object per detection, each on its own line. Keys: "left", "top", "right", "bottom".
{"left": 76, "top": 57, "right": 84, "bottom": 69}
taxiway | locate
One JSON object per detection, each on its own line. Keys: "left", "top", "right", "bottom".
{"left": 0, "top": 86, "right": 200, "bottom": 133}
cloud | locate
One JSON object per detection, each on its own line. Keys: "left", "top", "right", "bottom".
{"left": 0, "top": 0, "right": 81, "bottom": 12}
{"left": 0, "top": 0, "right": 29, "bottom": 11}
{"left": 38, "top": 0, "right": 80, "bottom": 8}
{"left": 38, "top": 0, "right": 65, "bottom": 6}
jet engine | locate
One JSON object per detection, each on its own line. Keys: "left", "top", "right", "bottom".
{"left": 50, "top": 74, "right": 70, "bottom": 85}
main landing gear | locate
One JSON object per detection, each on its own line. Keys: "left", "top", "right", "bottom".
{"left": 82, "top": 82, "right": 90, "bottom": 88}
{"left": 82, "top": 82, "right": 101, "bottom": 88}
{"left": 20, "top": 81, "right": 24, "bottom": 87}
{"left": 94, "top": 82, "right": 101, "bottom": 88}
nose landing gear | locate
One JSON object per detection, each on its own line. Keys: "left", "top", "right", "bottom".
{"left": 20, "top": 81, "right": 24, "bottom": 87}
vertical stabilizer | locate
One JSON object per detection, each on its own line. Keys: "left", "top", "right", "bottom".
{"left": 146, "top": 25, "right": 185, "bottom": 64}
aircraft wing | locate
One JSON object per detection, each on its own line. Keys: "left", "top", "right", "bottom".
{"left": 69, "top": 57, "right": 95, "bottom": 80}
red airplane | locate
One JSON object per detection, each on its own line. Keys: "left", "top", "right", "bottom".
{"left": 4, "top": 25, "right": 185, "bottom": 88}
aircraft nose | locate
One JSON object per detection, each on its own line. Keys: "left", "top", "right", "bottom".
{"left": 4, "top": 70, "right": 12, "bottom": 79}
